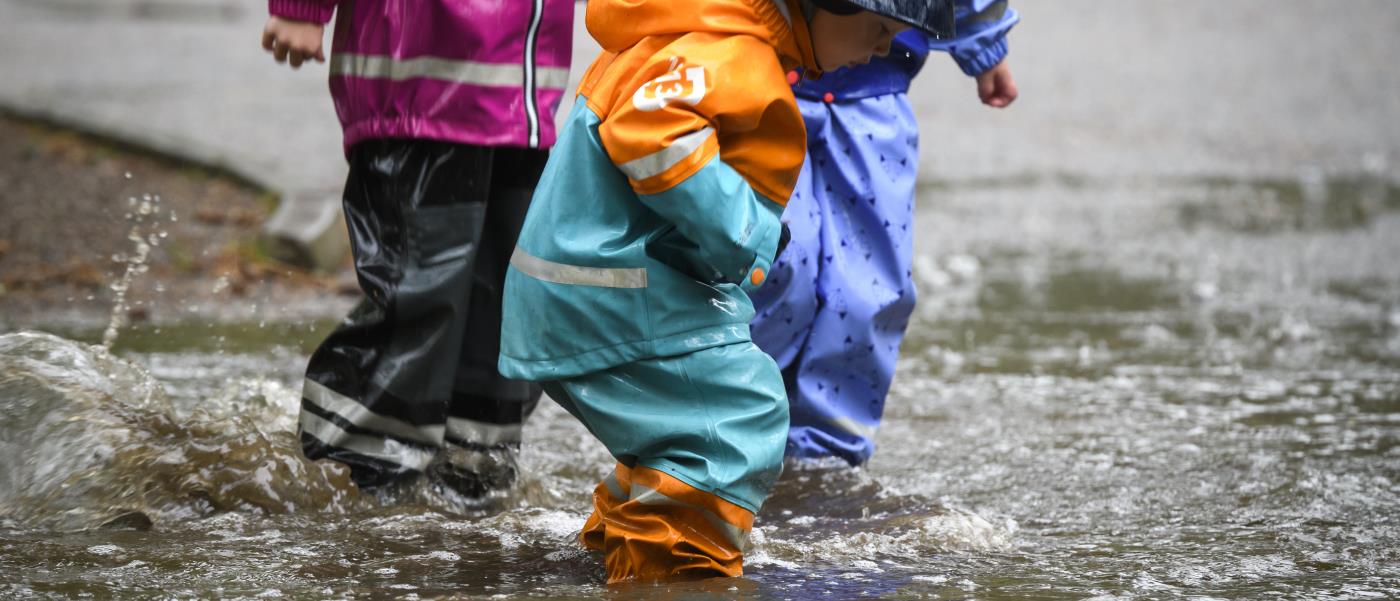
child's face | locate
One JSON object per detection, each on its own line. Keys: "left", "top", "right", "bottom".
{"left": 809, "top": 9, "right": 911, "bottom": 71}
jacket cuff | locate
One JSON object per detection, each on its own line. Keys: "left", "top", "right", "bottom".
{"left": 268, "top": 0, "right": 336, "bottom": 24}
{"left": 955, "top": 37, "right": 1009, "bottom": 77}
{"left": 739, "top": 211, "right": 781, "bottom": 293}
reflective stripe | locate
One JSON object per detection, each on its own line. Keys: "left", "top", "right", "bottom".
{"left": 618, "top": 127, "right": 714, "bottom": 182}
{"left": 446, "top": 417, "right": 523, "bottom": 446}
{"left": 603, "top": 469, "right": 627, "bottom": 500}
{"left": 330, "top": 53, "right": 570, "bottom": 89}
{"left": 302, "top": 378, "right": 444, "bottom": 446}
{"left": 510, "top": 246, "right": 648, "bottom": 289}
{"left": 830, "top": 415, "right": 878, "bottom": 441}
{"left": 630, "top": 484, "right": 749, "bottom": 550}
{"left": 299, "top": 410, "right": 436, "bottom": 471}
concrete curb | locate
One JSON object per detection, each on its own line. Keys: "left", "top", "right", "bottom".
{"left": 0, "top": 101, "right": 348, "bottom": 273}
{"left": 0, "top": 0, "right": 350, "bottom": 273}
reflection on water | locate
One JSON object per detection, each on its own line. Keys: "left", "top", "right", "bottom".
{"left": 1, "top": 175, "right": 1398, "bottom": 598}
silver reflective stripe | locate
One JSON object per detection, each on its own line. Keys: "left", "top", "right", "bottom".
{"left": 445, "top": 417, "right": 522, "bottom": 446}
{"left": 830, "top": 415, "right": 878, "bottom": 441}
{"left": 510, "top": 247, "right": 648, "bottom": 289}
{"left": 302, "top": 378, "right": 444, "bottom": 446}
{"left": 330, "top": 53, "right": 570, "bottom": 89}
{"left": 299, "top": 410, "right": 436, "bottom": 471}
{"left": 617, "top": 127, "right": 714, "bottom": 182}
{"left": 603, "top": 469, "right": 627, "bottom": 500}
{"left": 630, "top": 484, "right": 749, "bottom": 550}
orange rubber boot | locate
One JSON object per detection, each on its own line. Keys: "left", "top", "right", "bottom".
{"left": 581, "top": 463, "right": 632, "bottom": 553}
{"left": 593, "top": 465, "right": 754, "bottom": 583}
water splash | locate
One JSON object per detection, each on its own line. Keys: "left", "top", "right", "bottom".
{"left": 101, "top": 192, "right": 165, "bottom": 350}
{"left": 0, "top": 331, "right": 362, "bottom": 530}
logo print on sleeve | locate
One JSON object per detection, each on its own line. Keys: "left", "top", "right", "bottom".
{"left": 632, "top": 57, "right": 708, "bottom": 112}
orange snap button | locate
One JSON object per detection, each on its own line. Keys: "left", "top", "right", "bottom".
{"left": 786, "top": 70, "right": 800, "bottom": 85}
{"left": 750, "top": 268, "right": 766, "bottom": 286}
{"left": 822, "top": 92, "right": 835, "bottom": 103}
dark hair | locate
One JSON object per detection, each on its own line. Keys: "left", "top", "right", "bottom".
{"left": 810, "top": 0, "right": 864, "bottom": 16}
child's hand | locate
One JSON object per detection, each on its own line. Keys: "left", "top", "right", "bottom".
{"left": 261, "top": 16, "right": 326, "bottom": 69}
{"left": 975, "top": 61, "right": 1018, "bottom": 108}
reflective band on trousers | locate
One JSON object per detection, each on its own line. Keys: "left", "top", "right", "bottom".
{"left": 446, "top": 417, "right": 522, "bottom": 446}
{"left": 303, "top": 378, "right": 444, "bottom": 446}
{"left": 830, "top": 415, "right": 878, "bottom": 440}
{"left": 628, "top": 483, "right": 750, "bottom": 551}
{"left": 299, "top": 410, "right": 436, "bottom": 471}
{"left": 510, "top": 246, "right": 648, "bottom": 288}
{"left": 617, "top": 126, "right": 714, "bottom": 182}
{"left": 331, "top": 53, "right": 570, "bottom": 90}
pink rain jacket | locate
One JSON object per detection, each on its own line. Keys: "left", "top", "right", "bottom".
{"left": 269, "top": 0, "right": 575, "bottom": 154}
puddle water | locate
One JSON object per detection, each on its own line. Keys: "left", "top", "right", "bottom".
{"left": 2, "top": 175, "right": 1398, "bottom": 599}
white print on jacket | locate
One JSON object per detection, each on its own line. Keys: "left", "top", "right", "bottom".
{"left": 633, "top": 57, "right": 708, "bottom": 112}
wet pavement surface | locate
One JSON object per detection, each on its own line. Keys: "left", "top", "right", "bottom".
{"left": 1, "top": 1, "right": 1399, "bottom": 599}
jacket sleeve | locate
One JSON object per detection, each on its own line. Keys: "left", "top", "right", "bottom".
{"left": 927, "top": 0, "right": 1020, "bottom": 76}
{"left": 268, "top": 0, "right": 338, "bottom": 24}
{"left": 597, "top": 34, "right": 802, "bottom": 288}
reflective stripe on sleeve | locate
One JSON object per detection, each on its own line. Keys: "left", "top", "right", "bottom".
{"left": 617, "top": 127, "right": 714, "bottom": 182}
{"left": 510, "top": 247, "right": 648, "bottom": 289}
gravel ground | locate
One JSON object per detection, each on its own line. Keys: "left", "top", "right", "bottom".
{"left": 0, "top": 114, "right": 356, "bottom": 331}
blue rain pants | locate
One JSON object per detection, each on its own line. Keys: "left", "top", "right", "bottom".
{"left": 749, "top": 92, "right": 919, "bottom": 466}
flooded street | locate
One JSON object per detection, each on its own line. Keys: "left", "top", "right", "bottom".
{"left": 3, "top": 173, "right": 1398, "bottom": 599}
{"left": 3, "top": 0, "right": 1400, "bottom": 599}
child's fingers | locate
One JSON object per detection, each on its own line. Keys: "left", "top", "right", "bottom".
{"left": 996, "top": 74, "right": 1019, "bottom": 107}
{"left": 272, "top": 41, "right": 290, "bottom": 63}
{"left": 261, "top": 28, "right": 276, "bottom": 52}
{"left": 290, "top": 50, "right": 305, "bottom": 68}
{"left": 977, "top": 75, "right": 996, "bottom": 104}
{"left": 315, "top": 47, "right": 327, "bottom": 63}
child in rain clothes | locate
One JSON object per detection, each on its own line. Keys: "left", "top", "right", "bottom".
{"left": 259, "top": 0, "right": 574, "bottom": 498}
{"left": 751, "top": 0, "right": 1020, "bottom": 467}
{"left": 498, "top": 0, "right": 957, "bottom": 583}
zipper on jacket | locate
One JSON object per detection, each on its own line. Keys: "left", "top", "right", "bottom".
{"left": 524, "top": 0, "right": 544, "bottom": 148}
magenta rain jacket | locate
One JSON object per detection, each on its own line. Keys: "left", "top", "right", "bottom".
{"left": 268, "top": 0, "right": 575, "bottom": 153}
